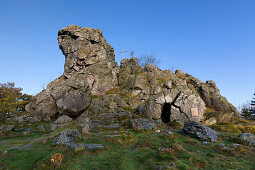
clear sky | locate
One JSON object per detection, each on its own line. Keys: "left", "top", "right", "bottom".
{"left": 0, "top": 0, "right": 254, "bottom": 107}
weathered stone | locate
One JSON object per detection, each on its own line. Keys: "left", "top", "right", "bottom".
{"left": 164, "top": 80, "right": 172, "bottom": 89}
{"left": 0, "top": 125, "right": 15, "bottom": 132}
{"left": 175, "top": 69, "right": 184, "bottom": 75}
{"left": 131, "top": 118, "right": 156, "bottom": 130}
{"left": 216, "top": 113, "right": 234, "bottom": 123}
{"left": 54, "top": 115, "right": 73, "bottom": 124}
{"left": 205, "top": 117, "right": 217, "bottom": 126}
{"left": 104, "top": 123, "right": 121, "bottom": 129}
{"left": 120, "top": 57, "right": 142, "bottom": 74}
{"left": 81, "top": 124, "right": 90, "bottom": 134}
{"left": 142, "top": 100, "right": 162, "bottom": 119}
{"left": 239, "top": 133, "right": 255, "bottom": 145}
{"left": 182, "top": 121, "right": 218, "bottom": 142}
{"left": 165, "top": 130, "right": 173, "bottom": 135}
{"left": 53, "top": 129, "right": 104, "bottom": 151}
{"left": 37, "top": 125, "right": 46, "bottom": 131}
{"left": 145, "top": 64, "right": 158, "bottom": 72}
{"left": 203, "top": 141, "right": 210, "bottom": 146}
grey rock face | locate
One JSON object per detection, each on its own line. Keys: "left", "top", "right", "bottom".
{"left": 131, "top": 118, "right": 156, "bottom": 130}
{"left": 138, "top": 90, "right": 206, "bottom": 123}
{"left": 58, "top": 25, "right": 119, "bottom": 95}
{"left": 239, "top": 133, "right": 255, "bottom": 145}
{"left": 26, "top": 75, "right": 91, "bottom": 119}
{"left": 182, "top": 121, "right": 218, "bottom": 142}
{"left": 54, "top": 115, "right": 73, "bottom": 124}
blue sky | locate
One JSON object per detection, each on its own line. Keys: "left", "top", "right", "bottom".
{"left": 0, "top": 0, "right": 254, "bottom": 107}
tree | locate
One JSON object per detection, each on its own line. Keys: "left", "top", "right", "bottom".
{"left": 240, "top": 93, "right": 255, "bottom": 118}
{"left": 138, "top": 54, "right": 159, "bottom": 68}
{"left": 0, "top": 82, "right": 31, "bottom": 120}
{"left": 249, "top": 93, "right": 255, "bottom": 116}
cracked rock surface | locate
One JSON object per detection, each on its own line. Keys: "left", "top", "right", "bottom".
{"left": 182, "top": 121, "right": 218, "bottom": 142}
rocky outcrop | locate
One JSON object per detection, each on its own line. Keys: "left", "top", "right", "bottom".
{"left": 26, "top": 25, "right": 119, "bottom": 120}
{"left": 26, "top": 25, "right": 238, "bottom": 126}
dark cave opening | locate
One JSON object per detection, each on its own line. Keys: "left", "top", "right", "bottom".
{"left": 161, "top": 103, "right": 171, "bottom": 123}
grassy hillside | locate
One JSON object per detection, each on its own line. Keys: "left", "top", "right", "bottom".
{"left": 1, "top": 121, "right": 255, "bottom": 169}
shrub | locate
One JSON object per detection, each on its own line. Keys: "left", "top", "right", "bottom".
{"left": 0, "top": 82, "right": 31, "bottom": 121}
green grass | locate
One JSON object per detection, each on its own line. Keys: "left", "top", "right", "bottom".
{"left": 1, "top": 122, "right": 255, "bottom": 169}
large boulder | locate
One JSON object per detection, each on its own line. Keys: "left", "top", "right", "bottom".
{"left": 25, "top": 75, "right": 91, "bottom": 120}
{"left": 182, "top": 121, "right": 218, "bottom": 142}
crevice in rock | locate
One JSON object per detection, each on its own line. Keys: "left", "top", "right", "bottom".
{"left": 50, "top": 112, "right": 61, "bottom": 120}
{"left": 90, "top": 40, "right": 97, "bottom": 44}
{"left": 171, "top": 92, "right": 190, "bottom": 121}
{"left": 161, "top": 91, "right": 190, "bottom": 123}
{"left": 161, "top": 103, "right": 171, "bottom": 123}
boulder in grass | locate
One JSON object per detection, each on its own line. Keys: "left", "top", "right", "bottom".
{"left": 239, "top": 133, "right": 255, "bottom": 145}
{"left": 182, "top": 121, "right": 218, "bottom": 142}
{"left": 53, "top": 129, "right": 104, "bottom": 151}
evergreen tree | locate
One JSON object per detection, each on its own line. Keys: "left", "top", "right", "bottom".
{"left": 249, "top": 93, "right": 255, "bottom": 116}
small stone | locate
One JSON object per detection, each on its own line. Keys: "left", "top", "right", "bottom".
{"left": 221, "top": 147, "right": 232, "bottom": 151}
{"left": 1, "top": 150, "right": 8, "bottom": 155}
{"left": 205, "top": 117, "right": 217, "bottom": 126}
{"left": 169, "top": 163, "right": 176, "bottom": 167}
{"left": 155, "top": 130, "right": 161, "bottom": 133}
{"left": 82, "top": 124, "right": 90, "bottom": 134}
{"left": 232, "top": 144, "right": 240, "bottom": 148}
{"left": 104, "top": 123, "right": 121, "bottom": 129}
{"left": 37, "top": 125, "right": 46, "bottom": 131}
{"left": 218, "top": 143, "right": 225, "bottom": 147}
{"left": 104, "top": 135, "right": 120, "bottom": 138}
{"left": 165, "top": 131, "right": 173, "bottom": 135}
{"left": 203, "top": 141, "right": 210, "bottom": 146}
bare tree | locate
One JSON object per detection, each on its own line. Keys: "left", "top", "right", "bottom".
{"left": 138, "top": 54, "right": 159, "bottom": 68}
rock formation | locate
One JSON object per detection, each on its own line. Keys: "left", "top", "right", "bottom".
{"left": 26, "top": 25, "right": 238, "bottom": 128}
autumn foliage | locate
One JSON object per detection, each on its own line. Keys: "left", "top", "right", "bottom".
{"left": 0, "top": 82, "right": 31, "bottom": 120}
